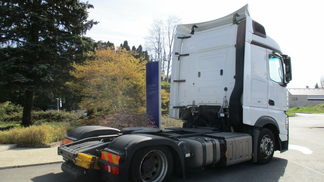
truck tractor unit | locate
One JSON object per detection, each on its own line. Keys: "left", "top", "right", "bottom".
{"left": 58, "top": 5, "right": 292, "bottom": 182}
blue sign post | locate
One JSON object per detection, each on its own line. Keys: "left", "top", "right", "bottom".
{"left": 146, "top": 62, "right": 161, "bottom": 128}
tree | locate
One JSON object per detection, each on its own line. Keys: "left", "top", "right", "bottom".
{"left": 145, "top": 19, "right": 165, "bottom": 71}
{"left": 94, "top": 40, "right": 150, "bottom": 63}
{"left": 95, "top": 41, "right": 108, "bottom": 50}
{"left": 165, "top": 16, "right": 181, "bottom": 81}
{"left": 131, "top": 46, "right": 136, "bottom": 51}
{"left": 0, "top": 0, "right": 97, "bottom": 126}
{"left": 320, "top": 75, "right": 324, "bottom": 88}
{"left": 107, "top": 41, "right": 115, "bottom": 50}
{"left": 315, "top": 83, "right": 319, "bottom": 89}
{"left": 135, "top": 45, "right": 150, "bottom": 62}
{"left": 145, "top": 16, "right": 181, "bottom": 81}
{"left": 121, "top": 40, "right": 130, "bottom": 51}
{"left": 68, "top": 49, "right": 146, "bottom": 114}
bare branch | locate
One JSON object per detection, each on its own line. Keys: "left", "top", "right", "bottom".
{"left": 145, "top": 16, "right": 181, "bottom": 81}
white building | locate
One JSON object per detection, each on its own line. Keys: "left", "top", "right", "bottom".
{"left": 288, "top": 88, "right": 324, "bottom": 107}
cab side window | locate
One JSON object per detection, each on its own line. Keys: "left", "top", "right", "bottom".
{"left": 269, "top": 56, "right": 283, "bottom": 83}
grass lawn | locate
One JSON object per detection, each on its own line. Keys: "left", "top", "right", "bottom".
{"left": 288, "top": 103, "right": 324, "bottom": 116}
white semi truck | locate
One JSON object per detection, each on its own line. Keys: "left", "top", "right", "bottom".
{"left": 58, "top": 4, "right": 292, "bottom": 182}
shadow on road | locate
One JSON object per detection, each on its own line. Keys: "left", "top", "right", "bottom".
{"left": 31, "top": 172, "right": 76, "bottom": 182}
{"left": 31, "top": 171, "right": 104, "bottom": 182}
{"left": 30, "top": 157, "right": 287, "bottom": 182}
{"left": 170, "top": 157, "right": 288, "bottom": 182}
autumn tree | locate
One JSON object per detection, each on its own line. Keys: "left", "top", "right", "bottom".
{"left": 161, "top": 81, "right": 170, "bottom": 114}
{"left": 0, "top": 0, "right": 97, "bottom": 126}
{"left": 68, "top": 49, "right": 146, "bottom": 115}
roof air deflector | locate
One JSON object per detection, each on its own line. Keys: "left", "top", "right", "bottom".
{"left": 252, "top": 20, "right": 266, "bottom": 38}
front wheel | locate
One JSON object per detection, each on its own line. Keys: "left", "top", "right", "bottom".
{"left": 130, "top": 146, "right": 173, "bottom": 182}
{"left": 257, "top": 128, "right": 275, "bottom": 164}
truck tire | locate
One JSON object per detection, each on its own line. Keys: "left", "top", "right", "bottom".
{"left": 257, "top": 128, "right": 275, "bottom": 164}
{"left": 130, "top": 146, "right": 173, "bottom": 182}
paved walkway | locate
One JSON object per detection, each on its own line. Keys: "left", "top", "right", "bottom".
{"left": 0, "top": 144, "right": 63, "bottom": 169}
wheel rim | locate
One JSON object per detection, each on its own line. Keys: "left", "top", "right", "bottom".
{"left": 139, "top": 150, "right": 168, "bottom": 182}
{"left": 260, "top": 135, "right": 274, "bottom": 158}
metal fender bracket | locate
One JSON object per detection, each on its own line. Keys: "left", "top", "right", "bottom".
{"left": 175, "top": 52, "right": 190, "bottom": 60}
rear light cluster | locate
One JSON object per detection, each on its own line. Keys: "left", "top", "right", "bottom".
{"left": 104, "top": 164, "right": 119, "bottom": 175}
{"left": 60, "top": 138, "right": 73, "bottom": 146}
{"left": 101, "top": 151, "right": 120, "bottom": 175}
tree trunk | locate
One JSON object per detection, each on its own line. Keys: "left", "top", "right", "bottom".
{"left": 22, "top": 90, "right": 34, "bottom": 127}
{"left": 166, "top": 59, "right": 171, "bottom": 82}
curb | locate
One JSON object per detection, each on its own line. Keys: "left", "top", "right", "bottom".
{"left": 0, "top": 144, "right": 17, "bottom": 152}
{"left": 0, "top": 142, "right": 61, "bottom": 152}
{"left": 17, "top": 142, "right": 61, "bottom": 148}
{"left": 0, "top": 161, "right": 64, "bottom": 170}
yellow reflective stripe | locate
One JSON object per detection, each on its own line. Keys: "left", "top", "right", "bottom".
{"left": 112, "top": 154, "right": 118, "bottom": 164}
{"left": 103, "top": 152, "right": 109, "bottom": 161}
{"left": 102, "top": 151, "right": 120, "bottom": 165}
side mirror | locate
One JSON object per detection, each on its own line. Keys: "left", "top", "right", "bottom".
{"left": 283, "top": 55, "right": 292, "bottom": 83}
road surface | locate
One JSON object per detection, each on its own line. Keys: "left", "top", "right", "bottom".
{"left": 0, "top": 114, "right": 323, "bottom": 182}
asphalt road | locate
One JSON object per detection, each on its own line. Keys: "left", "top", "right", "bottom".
{"left": 0, "top": 114, "right": 323, "bottom": 182}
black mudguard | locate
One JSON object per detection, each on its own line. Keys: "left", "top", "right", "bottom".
{"left": 100, "top": 133, "right": 186, "bottom": 182}
{"left": 66, "top": 125, "right": 120, "bottom": 141}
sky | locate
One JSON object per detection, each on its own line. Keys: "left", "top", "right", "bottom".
{"left": 85, "top": 0, "right": 324, "bottom": 89}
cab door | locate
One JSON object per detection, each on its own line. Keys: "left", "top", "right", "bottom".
{"left": 266, "top": 50, "right": 288, "bottom": 140}
{"left": 267, "top": 52, "right": 287, "bottom": 111}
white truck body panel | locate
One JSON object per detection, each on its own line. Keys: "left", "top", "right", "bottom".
{"left": 170, "top": 4, "right": 288, "bottom": 141}
{"left": 170, "top": 5, "right": 248, "bottom": 118}
{"left": 172, "top": 24, "right": 237, "bottom": 107}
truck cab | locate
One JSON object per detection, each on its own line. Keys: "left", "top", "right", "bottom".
{"left": 170, "top": 4, "right": 291, "bottom": 151}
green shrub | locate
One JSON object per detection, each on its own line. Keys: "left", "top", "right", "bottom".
{"left": 32, "top": 110, "right": 84, "bottom": 123}
{"left": 43, "top": 122, "right": 69, "bottom": 143}
{"left": 0, "top": 102, "right": 86, "bottom": 145}
{"left": 1, "top": 102, "right": 84, "bottom": 124}
{"left": 79, "top": 116, "right": 100, "bottom": 126}
{"left": 0, "top": 122, "right": 20, "bottom": 128}
{"left": 98, "top": 113, "right": 146, "bottom": 129}
{"left": 2, "top": 112, "right": 22, "bottom": 122}
{"left": 0, "top": 102, "right": 23, "bottom": 122}
{"left": 161, "top": 115, "right": 183, "bottom": 129}
{"left": 5, "top": 102, "right": 23, "bottom": 115}
{"left": 0, "top": 122, "right": 69, "bottom": 145}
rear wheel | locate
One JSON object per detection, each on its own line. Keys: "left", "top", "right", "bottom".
{"left": 257, "top": 128, "right": 275, "bottom": 164}
{"left": 130, "top": 146, "right": 173, "bottom": 182}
